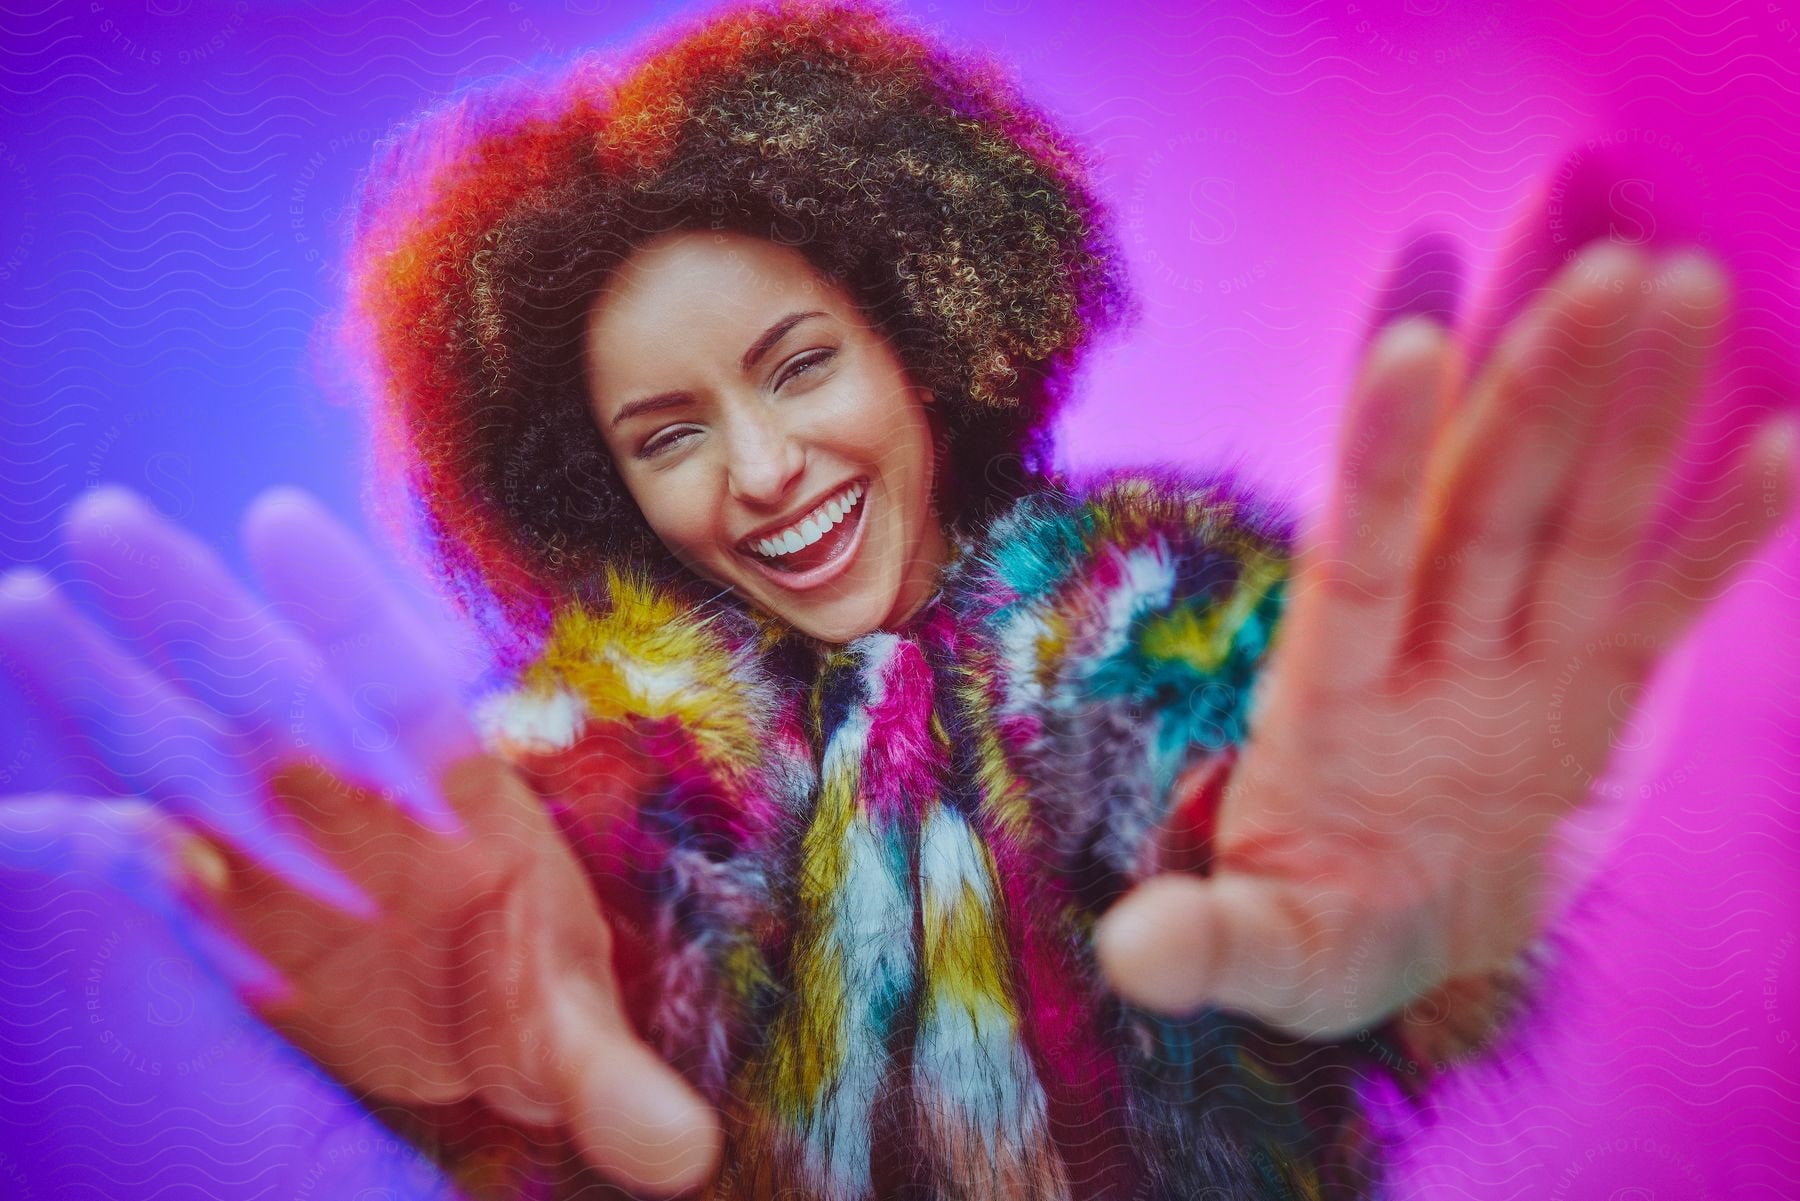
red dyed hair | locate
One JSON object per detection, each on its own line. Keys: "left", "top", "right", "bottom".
{"left": 338, "top": 0, "right": 1133, "bottom": 663}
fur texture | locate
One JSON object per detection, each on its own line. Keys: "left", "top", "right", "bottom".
{"left": 461, "top": 466, "right": 1523, "bottom": 1200}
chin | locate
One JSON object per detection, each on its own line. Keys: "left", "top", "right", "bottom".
{"left": 772, "top": 596, "right": 889, "bottom": 645}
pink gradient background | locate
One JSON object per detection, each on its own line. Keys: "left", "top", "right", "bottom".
{"left": 0, "top": 1, "right": 1793, "bottom": 1196}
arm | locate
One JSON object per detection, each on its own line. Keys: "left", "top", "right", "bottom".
{"left": 0, "top": 489, "right": 721, "bottom": 1199}
{"left": 1032, "top": 466, "right": 1531, "bottom": 1092}
{"left": 990, "top": 465, "right": 1509, "bottom": 1190}
{"left": 1094, "top": 244, "right": 1795, "bottom": 1074}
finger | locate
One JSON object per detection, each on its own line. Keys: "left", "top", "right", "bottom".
{"left": 1542, "top": 417, "right": 1797, "bottom": 800}
{"left": 547, "top": 977, "right": 723, "bottom": 1197}
{"left": 164, "top": 820, "right": 374, "bottom": 1001}
{"left": 150, "top": 822, "right": 302, "bottom": 1009}
{"left": 0, "top": 794, "right": 302, "bottom": 1010}
{"left": 1286, "top": 316, "right": 1462, "bottom": 688}
{"left": 1364, "top": 226, "right": 1464, "bottom": 340}
{"left": 60, "top": 487, "right": 366, "bottom": 774}
{"left": 433, "top": 746, "right": 576, "bottom": 855}
{"left": 0, "top": 571, "right": 371, "bottom": 916}
{"left": 0, "top": 569, "right": 264, "bottom": 841}
{"left": 1529, "top": 251, "right": 1730, "bottom": 647}
{"left": 1628, "top": 414, "right": 1798, "bottom": 651}
{"left": 1463, "top": 139, "right": 1702, "bottom": 369}
{"left": 1461, "top": 155, "right": 1598, "bottom": 370}
{"left": 265, "top": 759, "right": 455, "bottom": 891}
{"left": 1406, "top": 242, "right": 1651, "bottom": 665}
{"left": 243, "top": 488, "right": 475, "bottom": 828}
{"left": 1093, "top": 869, "right": 1430, "bottom": 1039}
{"left": 163, "top": 818, "right": 474, "bottom": 1104}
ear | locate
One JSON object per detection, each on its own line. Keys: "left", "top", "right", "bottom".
{"left": 923, "top": 391, "right": 955, "bottom": 507}
{"left": 922, "top": 392, "right": 950, "bottom": 448}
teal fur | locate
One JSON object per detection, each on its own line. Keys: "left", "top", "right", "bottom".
{"left": 490, "top": 465, "right": 1512, "bottom": 1201}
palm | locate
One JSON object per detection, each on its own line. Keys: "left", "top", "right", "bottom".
{"left": 0, "top": 489, "right": 717, "bottom": 1195}
{"left": 1100, "top": 241, "right": 1797, "bottom": 1037}
{"left": 193, "top": 757, "right": 612, "bottom": 1115}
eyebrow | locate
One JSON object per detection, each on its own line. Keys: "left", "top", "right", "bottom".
{"left": 740, "top": 309, "right": 826, "bottom": 374}
{"left": 608, "top": 309, "right": 829, "bottom": 430}
{"left": 608, "top": 390, "right": 689, "bottom": 430}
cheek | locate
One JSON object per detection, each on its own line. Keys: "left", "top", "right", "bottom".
{"left": 630, "top": 477, "right": 724, "bottom": 562}
{"left": 881, "top": 399, "right": 938, "bottom": 493}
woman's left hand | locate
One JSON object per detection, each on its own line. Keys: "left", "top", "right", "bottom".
{"left": 1095, "top": 239, "right": 1797, "bottom": 1038}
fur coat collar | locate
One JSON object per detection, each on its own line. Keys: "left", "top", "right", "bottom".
{"left": 464, "top": 465, "right": 1496, "bottom": 1201}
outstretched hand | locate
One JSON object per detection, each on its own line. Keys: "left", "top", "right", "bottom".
{"left": 0, "top": 489, "right": 720, "bottom": 1195}
{"left": 1096, "top": 239, "right": 1797, "bottom": 1038}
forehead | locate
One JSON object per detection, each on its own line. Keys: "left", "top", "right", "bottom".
{"left": 585, "top": 230, "right": 839, "bottom": 348}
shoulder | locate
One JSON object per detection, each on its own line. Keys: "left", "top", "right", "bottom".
{"left": 953, "top": 464, "right": 1301, "bottom": 890}
{"left": 963, "top": 465, "right": 1296, "bottom": 709}
{"left": 475, "top": 566, "right": 796, "bottom": 778}
{"left": 976, "top": 463, "right": 1298, "bottom": 605}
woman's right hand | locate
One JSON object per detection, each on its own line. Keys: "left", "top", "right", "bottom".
{"left": 0, "top": 487, "right": 720, "bottom": 1196}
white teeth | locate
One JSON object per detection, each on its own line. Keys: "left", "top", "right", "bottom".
{"left": 748, "top": 482, "right": 864, "bottom": 560}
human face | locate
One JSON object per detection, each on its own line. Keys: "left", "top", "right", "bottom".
{"left": 584, "top": 230, "right": 951, "bottom": 645}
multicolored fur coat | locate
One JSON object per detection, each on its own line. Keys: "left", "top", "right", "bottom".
{"left": 391, "top": 467, "right": 1523, "bottom": 1200}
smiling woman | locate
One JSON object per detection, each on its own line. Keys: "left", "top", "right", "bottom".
{"left": 585, "top": 231, "right": 951, "bottom": 644}
{"left": 0, "top": 0, "right": 1791, "bottom": 1200}
{"left": 347, "top": 0, "right": 1130, "bottom": 669}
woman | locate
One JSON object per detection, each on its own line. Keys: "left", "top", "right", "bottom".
{"left": 2, "top": 0, "right": 1791, "bottom": 1198}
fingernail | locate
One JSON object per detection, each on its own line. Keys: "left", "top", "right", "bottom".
{"left": 1572, "top": 239, "right": 1641, "bottom": 280}
{"left": 65, "top": 484, "right": 150, "bottom": 531}
{"left": 1093, "top": 900, "right": 1153, "bottom": 985}
{"left": 1659, "top": 247, "right": 1727, "bottom": 296}
{"left": 0, "top": 568, "right": 56, "bottom": 605}
{"left": 1758, "top": 413, "right": 1798, "bottom": 459}
{"left": 177, "top": 836, "right": 230, "bottom": 893}
{"left": 1377, "top": 314, "right": 1447, "bottom": 361}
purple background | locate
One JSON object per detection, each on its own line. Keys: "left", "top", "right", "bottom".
{"left": 2, "top": 1, "right": 1796, "bottom": 1196}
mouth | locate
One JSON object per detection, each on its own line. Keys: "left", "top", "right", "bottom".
{"left": 736, "top": 476, "right": 869, "bottom": 592}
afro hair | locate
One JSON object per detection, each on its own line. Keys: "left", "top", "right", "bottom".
{"left": 339, "top": 0, "right": 1135, "bottom": 659}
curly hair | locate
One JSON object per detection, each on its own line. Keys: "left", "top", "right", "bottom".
{"left": 340, "top": 0, "right": 1134, "bottom": 659}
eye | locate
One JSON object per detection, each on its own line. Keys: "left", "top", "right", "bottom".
{"left": 775, "top": 347, "right": 836, "bottom": 390}
{"left": 639, "top": 426, "right": 700, "bottom": 459}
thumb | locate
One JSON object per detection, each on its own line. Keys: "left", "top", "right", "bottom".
{"left": 546, "top": 980, "right": 723, "bottom": 1197}
{"left": 1094, "top": 871, "right": 1423, "bottom": 1040}
{"left": 1363, "top": 224, "right": 1464, "bottom": 342}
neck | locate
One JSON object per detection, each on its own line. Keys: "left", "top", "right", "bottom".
{"left": 881, "top": 519, "right": 955, "bottom": 632}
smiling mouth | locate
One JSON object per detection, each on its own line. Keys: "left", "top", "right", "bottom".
{"left": 737, "top": 477, "right": 868, "bottom": 589}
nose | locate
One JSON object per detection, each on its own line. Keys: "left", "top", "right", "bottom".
{"left": 724, "top": 403, "right": 804, "bottom": 508}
